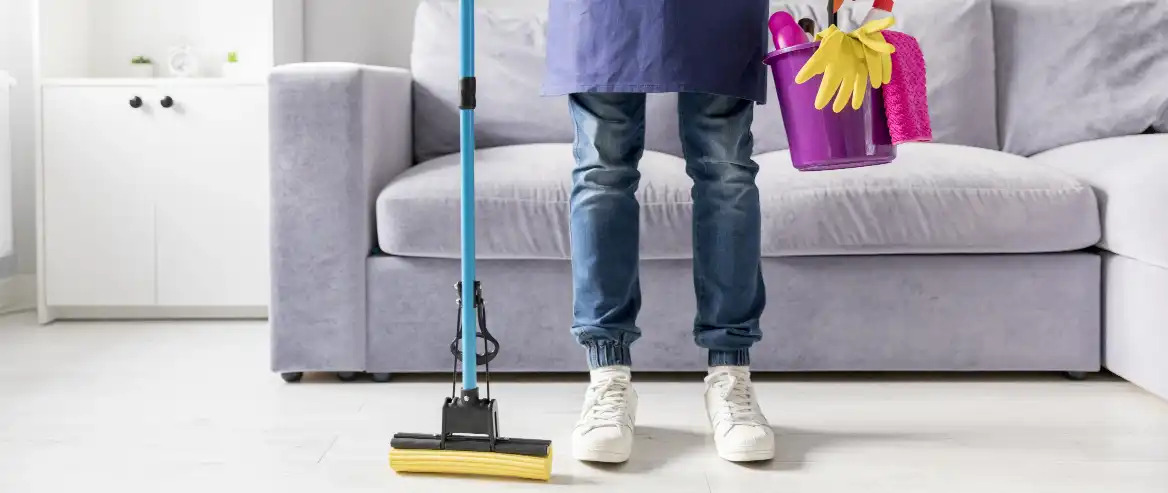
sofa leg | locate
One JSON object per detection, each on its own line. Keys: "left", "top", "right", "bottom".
{"left": 371, "top": 373, "right": 392, "bottom": 383}
{"left": 281, "top": 372, "right": 304, "bottom": 383}
{"left": 1062, "top": 371, "right": 1089, "bottom": 381}
{"left": 337, "top": 372, "right": 359, "bottom": 382}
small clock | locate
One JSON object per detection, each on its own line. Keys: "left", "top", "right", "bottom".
{"left": 168, "top": 46, "right": 199, "bottom": 78}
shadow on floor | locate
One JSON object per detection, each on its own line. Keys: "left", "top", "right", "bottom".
{"left": 741, "top": 426, "right": 945, "bottom": 471}
{"left": 580, "top": 425, "right": 708, "bottom": 474}
{"left": 575, "top": 425, "right": 943, "bottom": 473}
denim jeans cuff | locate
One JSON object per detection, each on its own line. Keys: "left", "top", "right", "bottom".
{"left": 708, "top": 349, "right": 750, "bottom": 367}
{"left": 585, "top": 342, "right": 633, "bottom": 369}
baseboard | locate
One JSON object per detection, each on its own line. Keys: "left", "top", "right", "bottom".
{"left": 0, "top": 274, "right": 37, "bottom": 315}
{"left": 47, "top": 305, "right": 269, "bottom": 320}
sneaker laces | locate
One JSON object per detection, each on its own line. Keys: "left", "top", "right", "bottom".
{"left": 580, "top": 375, "right": 631, "bottom": 428}
{"left": 706, "top": 368, "right": 762, "bottom": 426}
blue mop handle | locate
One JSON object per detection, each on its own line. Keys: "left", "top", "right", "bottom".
{"left": 459, "top": 0, "right": 478, "bottom": 392}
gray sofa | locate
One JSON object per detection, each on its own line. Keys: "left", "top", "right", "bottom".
{"left": 269, "top": 0, "right": 1168, "bottom": 398}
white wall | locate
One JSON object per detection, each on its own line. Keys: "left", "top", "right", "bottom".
{"left": 36, "top": 0, "right": 89, "bottom": 78}
{"left": 0, "top": 0, "right": 37, "bottom": 277}
{"left": 303, "top": 0, "right": 547, "bottom": 67}
{"left": 38, "top": 0, "right": 282, "bottom": 78}
{"left": 0, "top": 74, "right": 14, "bottom": 267}
{"left": 91, "top": 0, "right": 277, "bottom": 78}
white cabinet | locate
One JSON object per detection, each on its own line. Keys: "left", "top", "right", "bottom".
{"left": 32, "top": 0, "right": 300, "bottom": 320}
{"left": 154, "top": 85, "right": 270, "bottom": 307}
{"left": 42, "top": 85, "right": 158, "bottom": 306}
{"left": 40, "top": 81, "right": 269, "bottom": 317}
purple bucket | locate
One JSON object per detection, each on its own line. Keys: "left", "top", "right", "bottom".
{"left": 764, "top": 42, "right": 896, "bottom": 171}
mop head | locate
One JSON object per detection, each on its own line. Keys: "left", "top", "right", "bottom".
{"left": 389, "top": 438, "right": 552, "bottom": 481}
{"left": 389, "top": 392, "right": 553, "bottom": 481}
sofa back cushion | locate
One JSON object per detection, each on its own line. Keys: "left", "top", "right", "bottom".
{"left": 411, "top": 1, "right": 679, "bottom": 163}
{"left": 836, "top": 0, "right": 999, "bottom": 150}
{"left": 994, "top": 0, "right": 1168, "bottom": 156}
{"left": 743, "top": 0, "right": 1000, "bottom": 155}
{"left": 411, "top": 0, "right": 563, "bottom": 163}
{"left": 411, "top": 0, "right": 1000, "bottom": 162}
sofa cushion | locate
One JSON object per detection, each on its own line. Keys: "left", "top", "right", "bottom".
{"left": 409, "top": 1, "right": 681, "bottom": 163}
{"left": 410, "top": 1, "right": 1001, "bottom": 162}
{"left": 994, "top": 0, "right": 1168, "bottom": 156}
{"left": 377, "top": 143, "right": 1099, "bottom": 259}
{"left": 753, "top": 143, "right": 1098, "bottom": 255}
{"left": 1032, "top": 135, "right": 1168, "bottom": 269}
{"left": 378, "top": 144, "right": 689, "bottom": 259}
{"left": 410, "top": 1, "right": 564, "bottom": 163}
{"left": 837, "top": 0, "right": 999, "bottom": 150}
{"left": 665, "top": 0, "right": 1001, "bottom": 155}
{"left": 411, "top": 0, "right": 952, "bottom": 162}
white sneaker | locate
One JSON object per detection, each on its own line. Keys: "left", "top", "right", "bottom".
{"left": 572, "top": 366, "right": 637, "bottom": 463}
{"left": 704, "top": 366, "right": 775, "bottom": 462}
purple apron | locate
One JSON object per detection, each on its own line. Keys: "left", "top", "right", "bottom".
{"left": 542, "top": 0, "right": 770, "bottom": 103}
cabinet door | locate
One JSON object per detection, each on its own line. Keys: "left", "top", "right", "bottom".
{"left": 42, "top": 87, "right": 157, "bottom": 305}
{"left": 154, "top": 85, "right": 270, "bottom": 306}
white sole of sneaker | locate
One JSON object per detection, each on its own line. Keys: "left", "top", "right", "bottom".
{"left": 572, "top": 447, "right": 631, "bottom": 463}
{"left": 717, "top": 449, "right": 775, "bottom": 462}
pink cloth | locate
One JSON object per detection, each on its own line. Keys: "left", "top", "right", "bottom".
{"left": 882, "top": 31, "right": 932, "bottom": 145}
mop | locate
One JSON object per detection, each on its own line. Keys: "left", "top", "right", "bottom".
{"left": 388, "top": 0, "right": 553, "bottom": 482}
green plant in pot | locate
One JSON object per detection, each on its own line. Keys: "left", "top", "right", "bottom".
{"left": 222, "top": 51, "right": 244, "bottom": 78}
{"left": 129, "top": 55, "right": 154, "bottom": 78}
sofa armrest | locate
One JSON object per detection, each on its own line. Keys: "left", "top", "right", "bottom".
{"left": 269, "top": 63, "right": 413, "bottom": 372}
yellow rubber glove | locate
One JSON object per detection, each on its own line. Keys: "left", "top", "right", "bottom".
{"left": 852, "top": 16, "right": 896, "bottom": 89}
{"left": 795, "top": 17, "right": 897, "bottom": 113}
{"left": 795, "top": 26, "right": 857, "bottom": 113}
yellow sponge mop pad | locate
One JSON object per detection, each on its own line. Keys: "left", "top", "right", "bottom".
{"left": 389, "top": 447, "right": 554, "bottom": 482}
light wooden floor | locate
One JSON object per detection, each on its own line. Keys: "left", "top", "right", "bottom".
{"left": 1, "top": 312, "right": 1167, "bottom": 492}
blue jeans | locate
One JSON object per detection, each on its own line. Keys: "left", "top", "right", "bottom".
{"left": 568, "top": 92, "right": 766, "bottom": 369}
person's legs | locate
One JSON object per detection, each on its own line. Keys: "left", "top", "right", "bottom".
{"left": 678, "top": 92, "right": 766, "bottom": 364}
{"left": 569, "top": 92, "right": 646, "bottom": 368}
{"left": 678, "top": 92, "right": 773, "bottom": 462}
{"left": 567, "top": 92, "right": 645, "bottom": 463}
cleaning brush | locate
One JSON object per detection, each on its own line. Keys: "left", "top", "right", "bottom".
{"left": 388, "top": 0, "right": 553, "bottom": 482}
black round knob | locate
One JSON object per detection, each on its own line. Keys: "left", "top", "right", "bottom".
{"left": 129, "top": 96, "right": 143, "bottom": 109}
{"left": 160, "top": 96, "right": 174, "bottom": 108}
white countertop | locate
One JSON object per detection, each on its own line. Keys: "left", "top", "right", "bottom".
{"left": 40, "top": 77, "right": 266, "bottom": 87}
